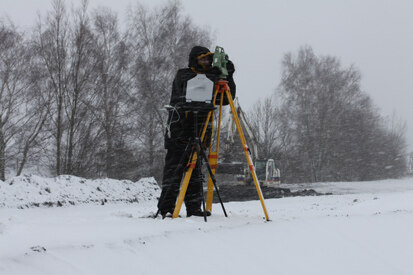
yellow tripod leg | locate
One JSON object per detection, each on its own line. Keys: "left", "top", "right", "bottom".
{"left": 172, "top": 153, "right": 197, "bottom": 218}
{"left": 206, "top": 92, "right": 224, "bottom": 212}
{"left": 206, "top": 152, "right": 218, "bottom": 211}
{"left": 225, "top": 90, "right": 270, "bottom": 221}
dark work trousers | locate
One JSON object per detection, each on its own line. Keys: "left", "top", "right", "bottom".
{"left": 157, "top": 144, "right": 204, "bottom": 214}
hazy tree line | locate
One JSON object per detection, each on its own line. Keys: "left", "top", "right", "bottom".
{"left": 0, "top": 1, "right": 407, "bottom": 184}
{"left": 249, "top": 46, "right": 407, "bottom": 183}
{"left": 0, "top": 0, "right": 211, "bottom": 181}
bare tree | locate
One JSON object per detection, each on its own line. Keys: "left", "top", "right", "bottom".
{"left": 248, "top": 96, "right": 282, "bottom": 160}
{"left": 33, "top": 0, "right": 70, "bottom": 176}
{"left": 277, "top": 46, "right": 407, "bottom": 183}
{"left": 63, "top": 0, "right": 96, "bottom": 174}
{"left": 0, "top": 0, "right": 217, "bottom": 180}
{"left": 0, "top": 21, "right": 31, "bottom": 180}
{"left": 91, "top": 7, "right": 130, "bottom": 178}
{"left": 127, "top": 0, "right": 212, "bottom": 178}
{"left": 14, "top": 72, "right": 51, "bottom": 176}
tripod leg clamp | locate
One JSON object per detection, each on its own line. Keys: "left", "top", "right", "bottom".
{"left": 208, "top": 152, "right": 218, "bottom": 169}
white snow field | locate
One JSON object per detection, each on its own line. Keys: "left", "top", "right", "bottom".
{"left": 1, "top": 175, "right": 413, "bottom": 275}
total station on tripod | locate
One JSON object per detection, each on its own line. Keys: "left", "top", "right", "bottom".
{"left": 212, "top": 46, "right": 229, "bottom": 80}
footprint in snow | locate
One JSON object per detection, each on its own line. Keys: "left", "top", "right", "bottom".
{"left": 111, "top": 211, "right": 133, "bottom": 218}
{"left": 30, "top": 246, "right": 47, "bottom": 253}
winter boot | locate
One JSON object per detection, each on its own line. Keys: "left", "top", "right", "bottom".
{"left": 159, "top": 208, "right": 174, "bottom": 219}
{"left": 187, "top": 209, "right": 211, "bottom": 217}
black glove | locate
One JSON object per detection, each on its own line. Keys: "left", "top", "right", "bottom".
{"left": 208, "top": 66, "right": 222, "bottom": 75}
{"left": 226, "top": 60, "right": 235, "bottom": 75}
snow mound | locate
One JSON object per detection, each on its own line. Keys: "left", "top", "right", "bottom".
{"left": 0, "top": 175, "right": 160, "bottom": 208}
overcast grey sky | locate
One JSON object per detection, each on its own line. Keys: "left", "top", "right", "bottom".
{"left": 2, "top": 0, "right": 413, "bottom": 150}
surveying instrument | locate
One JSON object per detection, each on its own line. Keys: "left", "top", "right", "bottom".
{"left": 157, "top": 46, "right": 270, "bottom": 222}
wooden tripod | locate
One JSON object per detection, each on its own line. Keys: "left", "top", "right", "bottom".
{"left": 172, "top": 79, "right": 270, "bottom": 221}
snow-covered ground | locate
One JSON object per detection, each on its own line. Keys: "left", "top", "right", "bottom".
{"left": 1, "top": 176, "right": 413, "bottom": 275}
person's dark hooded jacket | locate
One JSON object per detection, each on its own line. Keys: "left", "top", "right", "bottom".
{"left": 165, "top": 46, "right": 236, "bottom": 149}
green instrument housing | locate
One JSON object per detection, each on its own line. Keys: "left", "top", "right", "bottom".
{"left": 212, "top": 46, "right": 229, "bottom": 79}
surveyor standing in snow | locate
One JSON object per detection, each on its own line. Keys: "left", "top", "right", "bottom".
{"left": 157, "top": 46, "right": 236, "bottom": 218}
